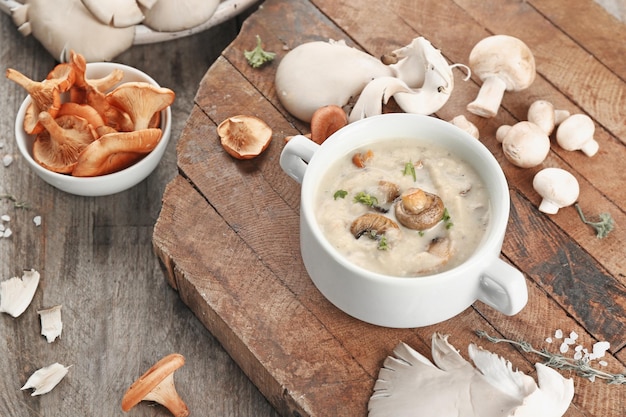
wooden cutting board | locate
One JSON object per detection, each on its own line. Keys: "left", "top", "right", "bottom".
{"left": 153, "top": 0, "right": 626, "bottom": 416}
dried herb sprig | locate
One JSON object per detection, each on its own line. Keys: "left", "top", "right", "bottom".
{"left": 475, "top": 330, "right": 626, "bottom": 385}
{"left": 574, "top": 203, "right": 614, "bottom": 239}
{"left": 0, "top": 194, "right": 30, "bottom": 209}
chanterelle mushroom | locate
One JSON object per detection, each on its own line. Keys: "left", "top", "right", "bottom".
{"left": 105, "top": 81, "right": 175, "bottom": 131}
{"left": 394, "top": 188, "right": 445, "bottom": 231}
{"left": 532, "top": 168, "right": 580, "bottom": 214}
{"left": 122, "top": 353, "right": 189, "bottom": 417}
{"left": 218, "top": 115, "right": 273, "bottom": 159}
{"left": 369, "top": 333, "right": 574, "bottom": 417}
{"left": 466, "top": 35, "right": 536, "bottom": 118}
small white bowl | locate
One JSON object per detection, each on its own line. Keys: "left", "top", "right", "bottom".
{"left": 14, "top": 62, "right": 172, "bottom": 197}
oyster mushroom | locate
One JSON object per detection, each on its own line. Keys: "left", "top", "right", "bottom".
{"left": 22, "top": 362, "right": 71, "bottom": 396}
{"left": 466, "top": 35, "right": 536, "bottom": 118}
{"left": 275, "top": 37, "right": 460, "bottom": 122}
{"left": 350, "top": 213, "right": 399, "bottom": 239}
{"left": 33, "top": 112, "right": 97, "bottom": 174}
{"left": 394, "top": 188, "right": 445, "bottom": 231}
{"left": 122, "top": 353, "right": 189, "bottom": 417}
{"left": 140, "top": 0, "right": 220, "bottom": 32}
{"left": 9, "top": 0, "right": 135, "bottom": 62}
{"left": 80, "top": 0, "right": 145, "bottom": 28}
{"left": 217, "top": 115, "right": 273, "bottom": 159}
{"left": 0, "top": 269, "right": 40, "bottom": 318}
{"left": 72, "top": 128, "right": 162, "bottom": 176}
{"left": 369, "top": 333, "right": 574, "bottom": 417}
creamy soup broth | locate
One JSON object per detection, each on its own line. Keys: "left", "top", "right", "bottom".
{"left": 315, "top": 139, "right": 490, "bottom": 277}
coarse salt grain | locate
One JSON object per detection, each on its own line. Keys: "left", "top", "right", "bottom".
{"left": 33, "top": 216, "right": 41, "bottom": 226}
{"left": 2, "top": 155, "right": 13, "bottom": 167}
{"left": 545, "top": 337, "right": 553, "bottom": 343}
{"left": 1, "top": 214, "right": 10, "bottom": 222}
{"left": 3, "top": 228, "right": 12, "bottom": 238}
{"left": 559, "top": 342, "right": 569, "bottom": 353}
{"left": 555, "top": 329, "right": 563, "bottom": 339}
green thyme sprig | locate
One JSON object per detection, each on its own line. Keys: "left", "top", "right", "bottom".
{"left": 475, "top": 330, "right": 626, "bottom": 384}
{"left": 0, "top": 194, "right": 30, "bottom": 209}
{"left": 574, "top": 203, "right": 614, "bottom": 239}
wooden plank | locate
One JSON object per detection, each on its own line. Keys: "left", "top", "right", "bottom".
{"left": 151, "top": 0, "right": 625, "bottom": 416}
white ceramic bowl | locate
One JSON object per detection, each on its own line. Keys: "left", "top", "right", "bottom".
{"left": 280, "top": 113, "right": 528, "bottom": 328}
{"left": 14, "top": 62, "right": 171, "bottom": 197}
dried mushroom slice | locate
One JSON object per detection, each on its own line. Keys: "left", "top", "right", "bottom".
{"left": 218, "top": 115, "right": 273, "bottom": 159}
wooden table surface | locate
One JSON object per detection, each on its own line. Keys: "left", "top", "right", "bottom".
{"left": 0, "top": 3, "right": 282, "bottom": 417}
{"left": 152, "top": 0, "right": 625, "bottom": 416}
{"left": 1, "top": 1, "right": 624, "bottom": 417}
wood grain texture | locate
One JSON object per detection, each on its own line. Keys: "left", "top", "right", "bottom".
{"left": 152, "top": 0, "right": 625, "bottom": 416}
{"left": 0, "top": 4, "right": 283, "bottom": 417}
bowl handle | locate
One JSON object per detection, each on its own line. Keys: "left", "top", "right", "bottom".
{"left": 477, "top": 259, "right": 528, "bottom": 316}
{"left": 279, "top": 135, "right": 320, "bottom": 184}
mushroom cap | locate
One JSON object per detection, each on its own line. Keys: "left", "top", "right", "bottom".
{"left": 555, "top": 114, "right": 599, "bottom": 156}
{"left": 501, "top": 121, "right": 550, "bottom": 168}
{"left": 527, "top": 99, "right": 556, "bottom": 135}
{"left": 106, "top": 82, "right": 175, "bottom": 131}
{"left": 532, "top": 168, "right": 580, "bottom": 214}
{"left": 218, "top": 115, "right": 273, "bottom": 159}
{"left": 81, "top": 0, "right": 145, "bottom": 27}
{"left": 469, "top": 35, "right": 536, "bottom": 91}
{"left": 310, "top": 105, "right": 348, "bottom": 144}
{"left": 23, "top": 0, "right": 135, "bottom": 62}
{"left": 121, "top": 353, "right": 186, "bottom": 412}
{"left": 140, "top": 0, "right": 220, "bottom": 32}
{"left": 394, "top": 188, "right": 445, "bottom": 231}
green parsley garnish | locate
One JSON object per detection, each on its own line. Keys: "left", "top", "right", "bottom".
{"left": 442, "top": 208, "right": 453, "bottom": 229}
{"left": 333, "top": 190, "right": 348, "bottom": 200}
{"left": 244, "top": 35, "right": 276, "bottom": 68}
{"left": 354, "top": 192, "right": 378, "bottom": 207}
{"left": 403, "top": 161, "right": 417, "bottom": 181}
{"left": 377, "top": 235, "right": 389, "bottom": 250}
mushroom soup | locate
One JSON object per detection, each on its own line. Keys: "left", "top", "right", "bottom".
{"left": 315, "top": 139, "right": 490, "bottom": 277}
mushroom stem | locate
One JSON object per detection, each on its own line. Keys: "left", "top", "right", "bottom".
{"left": 466, "top": 76, "right": 507, "bottom": 118}
{"left": 122, "top": 353, "right": 189, "bottom": 417}
{"left": 141, "top": 373, "right": 189, "bottom": 417}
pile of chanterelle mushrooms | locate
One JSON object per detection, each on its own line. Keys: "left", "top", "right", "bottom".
{"left": 6, "top": 50, "right": 175, "bottom": 177}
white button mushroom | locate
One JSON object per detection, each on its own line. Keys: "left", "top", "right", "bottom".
{"left": 466, "top": 35, "right": 536, "bottom": 118}
{"left": 449, "top": 115, "right": 480, "bottom": 139}
{"left": 527, "top": 99, "right": 571, "bottom": 136}
{"left": 533, "top": 168, "right": 580, "bottom": 214}
{"left": 555, "top": 114, "right": 599, "bottom": 156}
{"left": 500, "top": 121, "right": 550, "bottom": 168}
